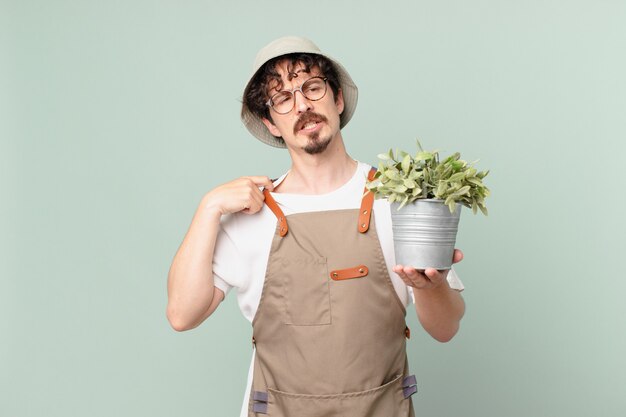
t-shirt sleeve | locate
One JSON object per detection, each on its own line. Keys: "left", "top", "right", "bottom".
{"left": 446, "top": 267, "right": 464, "bottom": 291}
{"left": 213, "top": 273, "right": 232, "bottom": 295}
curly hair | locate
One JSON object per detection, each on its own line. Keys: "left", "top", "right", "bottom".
{"left": 242, "top": 53, "right": 342, "bottom": 123}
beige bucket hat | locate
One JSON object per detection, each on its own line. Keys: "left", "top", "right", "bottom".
{"left": 241, "top": 36, "right": 359, "bottom": 148}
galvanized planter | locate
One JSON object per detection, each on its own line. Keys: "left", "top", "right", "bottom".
{"left": 390, "top": 199, "right": 461, "bottom": 270}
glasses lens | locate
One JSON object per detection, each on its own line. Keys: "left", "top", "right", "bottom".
{"left": 271, "top": 91, "right": 294, "bottom": 114}
{"left": 302, "top": 78, "right": 327, "bottom": 101}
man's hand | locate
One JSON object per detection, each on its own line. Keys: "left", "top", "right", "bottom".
{"left": 202, "top": 176, "right": 274, "bottom": 216}
{"left": 393, "top": 249, "right": 464, "bottom": 289}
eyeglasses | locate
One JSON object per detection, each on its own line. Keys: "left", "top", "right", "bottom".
{"left": 266, "top": 76, "right": 328, "bottom": 114}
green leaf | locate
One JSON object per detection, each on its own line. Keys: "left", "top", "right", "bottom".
{"left": 448, "top": 172, "right": 466, "bottom": 182}
{"left": 456, "top": 185, "right": 471, "bottom": 195}
{"left": 447, "top": 200, "right": 457, "bottom": 213}
{"left": 436, "top": 181, "right": 447, "bottom": 197}
{"left": 409, "top": 170, "right": 422, "bottom": 180}
{"left": 393, "top": 184, "right": 408, "bottom": 193}
{"left": 415, "top": 151, "right": 434, "bottom": 161}
{"left": 466, "top": 177, "right": 483, "bottom": 186}
{"left": 450, "top": 161, "right": 464, "bottom": 170}
{"left": 449, "top": 186, "right": 471, "bottom": 200}
{"left": 403, "top": 179, "right": 417, "bottom": 188}
{"left": 447, "top": 182, "right": 460, "bottom": 193}
{"left": 398, "top": 194, "right": 410, "bottom": 210}
{"left": 384, "top": 169, "right": 401, "bottom": 180}
{"left": 401, "top": 154, "right": 411, "bottom": 173}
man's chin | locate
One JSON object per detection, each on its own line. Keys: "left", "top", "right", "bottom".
{"left": 303, "top": 135, "right": 332, "bottom": 155}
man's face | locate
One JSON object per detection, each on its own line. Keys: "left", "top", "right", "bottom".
{"left": 261, "top": 60, "right": 344, "bottom": 155}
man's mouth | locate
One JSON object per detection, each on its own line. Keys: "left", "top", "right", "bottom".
{"left": 294, "top": 113, "right": 328, "bottom": 134}
{"left": 301, "top": 121, "right": 319, "bottom": 131}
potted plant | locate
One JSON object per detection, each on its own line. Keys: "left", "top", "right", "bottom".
{"left": 366, "top": 141, "right": 490, "bottom": 269}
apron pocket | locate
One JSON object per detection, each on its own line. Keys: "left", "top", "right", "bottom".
{"left": 281, "top": 256, "right": 331, "bottom": 326}
{"left": 266, "top": 374, "right": 408, "bottom": 417}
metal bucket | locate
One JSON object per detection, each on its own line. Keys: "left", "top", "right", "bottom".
{"left": 390, "top": 199, "right": 461, "bottom": 270}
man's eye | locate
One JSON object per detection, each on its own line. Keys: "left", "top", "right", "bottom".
{"left": 273, "top": 93, "right": 291, "bottom": 105}
{"left": 304, "top": 83, "right": 322, "bottom": 93}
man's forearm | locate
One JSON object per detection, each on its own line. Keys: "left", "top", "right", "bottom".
{"left": 413, "top": 282, "right": 465, "bottom": 342}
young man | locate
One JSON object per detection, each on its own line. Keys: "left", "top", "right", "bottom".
{"left": 167, "top": 36, "right": 465, "bottom": 417}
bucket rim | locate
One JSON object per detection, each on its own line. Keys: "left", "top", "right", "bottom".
{"left": 389, "top": 199, "right": 462, "bottom": 205}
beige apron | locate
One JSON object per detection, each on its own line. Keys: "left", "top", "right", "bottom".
{"left": 249, "top": 170, "right": 417, "bottom": 417}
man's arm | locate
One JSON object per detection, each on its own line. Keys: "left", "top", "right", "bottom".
{"left": 393, "top": 249, "right": 466, "bottom": 342}
{"left": 166, "top": 176, "right": 273, "bottom": 331}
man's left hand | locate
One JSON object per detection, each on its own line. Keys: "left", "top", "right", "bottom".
{"left": 393, "top": 249, "right": 464, "bottom": 289}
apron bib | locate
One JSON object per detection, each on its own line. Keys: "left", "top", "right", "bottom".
{"left": 249, "top": 171, "right": 417, "bottom": 417}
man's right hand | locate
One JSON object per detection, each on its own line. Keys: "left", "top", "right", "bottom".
{"left": 202, "top": 176, "right": 275, "bottom": 216}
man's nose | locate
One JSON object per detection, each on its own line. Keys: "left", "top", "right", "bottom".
{"left": 294, "top": 90, "right": 313, "bottom": 114}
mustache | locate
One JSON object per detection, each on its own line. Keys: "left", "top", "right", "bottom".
{"left": 293, "top": 112, "right": 328, "bottom": 134}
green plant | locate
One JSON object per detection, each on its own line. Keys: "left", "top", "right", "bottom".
{"left": 366, "top": 141, "right": 490, "bottom": 214}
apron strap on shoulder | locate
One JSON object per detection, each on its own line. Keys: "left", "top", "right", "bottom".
{"left": 358, "top": 167, "right": 377, "bottom": 233}
{"left": 263, "top": 188, "right": 288, "bottom": 237}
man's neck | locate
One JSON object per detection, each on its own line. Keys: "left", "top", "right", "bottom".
{"left": 276, "top": 137, "right": 357, "bottom": 195}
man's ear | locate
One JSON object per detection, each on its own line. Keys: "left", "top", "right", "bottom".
{"left": 335, "top": 88, "right": 345, "bottom": 115}
{"left": 262, "top": 118, "right": 282, "bottom": 137}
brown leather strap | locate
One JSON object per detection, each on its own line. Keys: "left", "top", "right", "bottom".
{"left": 329, "top": 265, "right": 369, "bottom": 281}
{"left": 358, "top": 168, "right": 377, "bottom": 233}
{"left": 263, "top": 189, "right": 288, "bottom": 237}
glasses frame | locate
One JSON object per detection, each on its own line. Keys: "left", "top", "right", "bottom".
{"left": 265, "top": 76, "right": 329, "bottom": 114}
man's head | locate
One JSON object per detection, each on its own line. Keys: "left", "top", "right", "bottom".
{"left": 241, "top": 36, "right": 358, "bottom": 149}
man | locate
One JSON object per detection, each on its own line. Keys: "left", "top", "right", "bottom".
{"left": 167, "top": 36, "right": 465, "bottom": 417}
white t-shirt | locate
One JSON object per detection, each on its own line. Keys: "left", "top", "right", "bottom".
{"left": 211, "top": 161, "right": 464, "bottom": 416}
